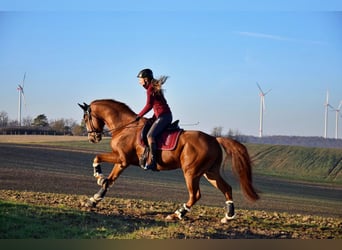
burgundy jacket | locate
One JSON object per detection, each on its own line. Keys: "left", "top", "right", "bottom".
{"left": 138, "top": 84, "right": 171, "bottom": 118}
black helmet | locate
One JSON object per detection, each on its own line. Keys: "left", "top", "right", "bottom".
{"left": 137, "top": 68, "right": 153, "bottom": 79}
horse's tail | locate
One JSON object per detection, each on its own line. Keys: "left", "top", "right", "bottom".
{"left": 216, "top": 137, "right": 259, "bottom": 202}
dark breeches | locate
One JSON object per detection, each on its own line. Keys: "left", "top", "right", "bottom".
{"left": 147, "top": 113, "right": 172, "bottom": 142}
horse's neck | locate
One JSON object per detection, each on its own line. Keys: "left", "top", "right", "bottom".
{"left": 104, "top": 114, "right": 125, "bottom": 129}
{"left": 93, "top": 101, "right": 136, "bottom": 131}
{"left": 103, "top": 109, "right": 135, "bottom": 131}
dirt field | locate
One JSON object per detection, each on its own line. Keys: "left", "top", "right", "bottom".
{"left": 0, "top": 136, "right": 341, "bottom": 239}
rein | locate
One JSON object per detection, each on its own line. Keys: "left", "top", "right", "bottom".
{"left": 85, "top": 108, "right": 140, "bottom": 135}
{"left": 103, "top": 119, "right": 140, "bottom": 135}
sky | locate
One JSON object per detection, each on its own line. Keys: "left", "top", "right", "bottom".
{"left": 1, "top": 1, "right": 342, "bottom": 138}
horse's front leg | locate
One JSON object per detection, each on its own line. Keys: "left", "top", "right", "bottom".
{"left": 84, "top": 152, "right": 125, "bottom": 208}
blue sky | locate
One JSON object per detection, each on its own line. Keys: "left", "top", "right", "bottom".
{"left": 1, "top": 1, "right": 342, "bottom": 137}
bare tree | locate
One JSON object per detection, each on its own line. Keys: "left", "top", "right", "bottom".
{"left": 0, "top": 111, "right": 9, "bottom": 127}
{"left": 50, "top": 118, "right": 80, "bottom": 135}
{"left": 211, "top": 126, "right": 223, "bottom": 137}
{"left": 22, "top": 116, "right": 33, "bottom": 127}
{"left": 226, "top": 128, "right": 246, "bottom": 142}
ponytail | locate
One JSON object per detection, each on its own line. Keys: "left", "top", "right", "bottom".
{"left": 152, "top": 76, "right": 169, "bottom": 94}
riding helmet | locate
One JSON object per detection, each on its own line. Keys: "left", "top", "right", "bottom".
{"left": 137, "top": 68, "right": 153, "bottom": 79}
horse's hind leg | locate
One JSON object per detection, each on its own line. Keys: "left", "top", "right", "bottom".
{"left": 166, "top": 174, "right": 201, "bottom": 220}
{"left": 204, "top": 170, "right": 236, "bottom": 223}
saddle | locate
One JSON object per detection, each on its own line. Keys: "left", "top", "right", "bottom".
{"left": 139, "top": 119, "right": 183, "bottom": 169}
{"left": 140, "top": 120, "right": 183, "bottom": 151}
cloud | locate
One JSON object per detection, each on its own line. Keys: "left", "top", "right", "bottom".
{"left": 236, "top": 31, "right": 324, "bottom": 45}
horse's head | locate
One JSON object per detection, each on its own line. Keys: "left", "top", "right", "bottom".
{"left": 78, "top": 102, "right": 104, "bottom": 143}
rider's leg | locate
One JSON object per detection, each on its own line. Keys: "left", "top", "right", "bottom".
{"left": 144, "top": 136, "right": 157, "bottom": 170}
{"left": 144, "top": 113, "right": 172, "bottom": 170}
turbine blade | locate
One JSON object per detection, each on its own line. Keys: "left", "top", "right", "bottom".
{"left": 22, "top": 72, "right": 26, "bottom": 88}
{"left": 338, "top": 101, "right": 342, "bottom": 110}
{"left": 264, "top": 89, "right": 272, "bottom": 95}
{"left": 256, "top": 82, "right": 264, "bottom": 94}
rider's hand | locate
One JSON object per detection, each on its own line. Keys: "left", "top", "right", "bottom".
{"left": 134, "top": 116, "right": 141, "bottom": 122}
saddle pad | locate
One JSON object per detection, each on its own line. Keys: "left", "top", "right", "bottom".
{"left": 157, "top": 129, "right": 183, "bottom": 150}
{"left": 141, "top": 129, "right": 183, "bottom": 151}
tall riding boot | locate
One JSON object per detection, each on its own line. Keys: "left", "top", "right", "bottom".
{"left": 144, "top": 142, "right": 157, "bottom": 171}
{"left": 139, "top": 146, "right": 149, "bottom": 168}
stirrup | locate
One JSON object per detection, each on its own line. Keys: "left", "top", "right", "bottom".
{"left": 143, "top": 161, "right": 157, "bottom": 171}
{"left": 139, "top": 159, "right": 147, "bottom": 169}
{"left": 143, "top": 142, "right": 158, "bottom": 171}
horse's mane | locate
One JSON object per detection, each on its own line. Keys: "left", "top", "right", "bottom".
{"left": 91, "top": 99, "right": 136, "bottom": 116}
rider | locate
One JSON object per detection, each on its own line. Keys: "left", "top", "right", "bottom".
{"left": 135, "top": 68, "right": 173, "bottom": 170}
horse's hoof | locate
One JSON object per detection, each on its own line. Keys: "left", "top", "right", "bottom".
{"left": 220, "top": 214, "right": 236, "bottom": 224}
{"left": 165, "top": 213, "right": 179, "bottom": 221}
{"left": 82, "top": 199, "right": 96, "bottom": 208}
{"left": 220, "top": 217, "right": 228, "bottom": 224}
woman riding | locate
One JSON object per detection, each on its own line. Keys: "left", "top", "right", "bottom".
{"left": 135, "top": 68, "right": 173, "bottom": 170}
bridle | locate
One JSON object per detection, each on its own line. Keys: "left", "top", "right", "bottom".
{"left": 83, "top": 107, "right": 103, "bottom": 141}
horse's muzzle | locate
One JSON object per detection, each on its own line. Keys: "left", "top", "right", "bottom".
{"left": 88, "top": 132, "right": 102, "bottom": 143}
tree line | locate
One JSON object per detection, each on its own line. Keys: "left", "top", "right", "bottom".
{"left": 0, "top": 111, "right": 85, "bottom": 135}
{"left": 210, "top": 126, "right": 342, "bottom": 149}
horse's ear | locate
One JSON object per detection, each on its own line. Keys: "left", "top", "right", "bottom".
{"left": 78, "top": 103, "right": 87, "bottom": 111}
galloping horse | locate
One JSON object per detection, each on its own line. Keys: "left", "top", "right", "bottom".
{"left": 78, "top": 99, "right": 259, "bottom": 223}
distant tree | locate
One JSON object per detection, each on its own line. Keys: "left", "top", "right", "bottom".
{"left": 8, "top": 119, "right": 19, "bottom": 126}
{"left": 50, "top": 119, "right": 66, "bottom": 134}
{"left": 22, "top": 116, "right": 33, "bottom": 127}
{"left": 72, "top": 125, "right": 85, "bottom": 136}
{"left": 225, "top": 128, "right": 246, "bottom": 142}
{"left": 50, "top": 118, "right": 78, "bottom": 135}
{"left": 0, "top": 111, "right": 9, "bottom": 127}
{"left": 72, "top": 120, "right": 86, "bottom": 136}
{"left": 211, "top": 126, "right": 223, "bottom": 137}
{"left": 227, "top": 128, "right": 234, "bottom": 138}
{"left": 32, "top": 114, "right": 49, "bottom": 127}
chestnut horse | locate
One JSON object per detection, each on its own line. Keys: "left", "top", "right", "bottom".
{"left": 78, "top": 99, "right": 259, "bottom": 223}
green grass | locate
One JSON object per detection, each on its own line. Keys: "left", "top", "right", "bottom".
{"left": 246, "top": 144, "right": 342, "bottom": 183}
{"left": 1, "top": 200, "right": 96, "bottom": 238}
{"left": 0, "top": 198, "right": 180, "bottom": 239}
{"left": 1, "top": 191, "right": 341, "bottom": 239}
{"left": 0, "top": 199, "right": 137, "bottom": 239}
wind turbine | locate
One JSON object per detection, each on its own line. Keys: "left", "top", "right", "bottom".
{"left": 332, "top": 101, "right": 342, "bottom": 139}
{"left": 17, "top": 72, "right": 27, "bottom": 126}
{"left": 256, "top": 82, "right": 271, "bottom": 138}
{"left": 323, "top": 90, "right": 333, "bottom": 138}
